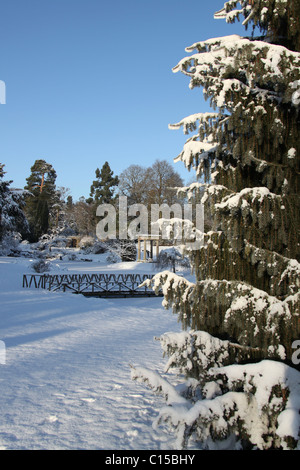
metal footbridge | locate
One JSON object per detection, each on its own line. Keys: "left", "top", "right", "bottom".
{"left": 22, "top": 272, "right": 161, "bottom": 298}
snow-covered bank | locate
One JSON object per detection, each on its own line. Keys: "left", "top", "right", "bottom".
{"left": 0, "top": 257, "right": 183, "bottom": 450}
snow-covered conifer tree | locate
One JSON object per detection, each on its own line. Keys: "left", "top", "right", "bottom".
{"left": 132, "top": 1, "right": 300, "bottom": 450}
{"left": 89, "top": 162, "right": 119, "bottom": 205}
{"left": 0, "top": 163, "right": 30, "bottom": 245}
{"left": 24, "top": 159, "right": 57, "bottom": 241}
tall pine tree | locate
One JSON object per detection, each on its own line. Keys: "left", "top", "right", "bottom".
{"left": 24, "top": 159, "right": 57, "bottom": 241}
{"left": 89, "top": 162, "right": 119, "bottom": 205}
{"left": 132, "top": 0, "right": 300, "bottom": 450}
{"left": 86, "top": 162, "right": 119, "bottom": 236}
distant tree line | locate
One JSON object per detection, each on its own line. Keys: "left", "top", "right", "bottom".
{"left": 0, "top": 157, "right": 185, "bottom": 244}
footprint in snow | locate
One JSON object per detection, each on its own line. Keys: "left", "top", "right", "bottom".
{"left": 81, "top": 397, "right": 96, "bottom": 403}
{"left": 45, "top": 415, "right": 59, "bottom": 424}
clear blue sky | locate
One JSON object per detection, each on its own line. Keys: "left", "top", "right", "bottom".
{"left": 0, "top": 0, "right": 245, "bottom": 201}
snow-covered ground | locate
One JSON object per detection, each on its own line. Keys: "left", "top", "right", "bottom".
{"left": 0, "top": 254, "right": 186, "bottom": 450}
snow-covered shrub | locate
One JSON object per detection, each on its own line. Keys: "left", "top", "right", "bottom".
{"left": 0, "top": 232, "right": 22, "bottom": 256}
{"left": 48, "top": 236, "right": 69, "bottom": 248}
{"left": 156, "top": 248, "right": 190, "bottom": 273}
{"left": 30, "top": 259, "right": 51, "bottom": 273}
{"left": 118, "top": 240, "right": 137, "bottom": 262}
{"left": 106, "top": 239, "right": 137, "bottom": 262}
{"left": 65, "top": 253, "right": 78, "bottom": 261}
{"left": 79, "top": 235, "right": 95, "bottom": 249}
{"left": 106, "top": 251, "right": 121, "bottom": 264}
{"left": 92, "top": 240, "right": 108, "bottom": 254}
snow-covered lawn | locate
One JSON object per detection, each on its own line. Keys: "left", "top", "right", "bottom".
{"left": 0, "top": 256, "right": 183, "bottom": 450}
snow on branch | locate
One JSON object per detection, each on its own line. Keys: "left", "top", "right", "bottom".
{"left": 141, "top": 270, "right": 196, "bottom": 313}
{"left": 173, "top": 35, "right": 300, "bottom": 109}
{"left": 214, "top": 0, "right": 291, "bottom": 33}
{"left": 133, "top": 354, "right": 300, "bottom": 450}
{"left": 159, "top": 330, "right": 231, "bottom": 377}
{"left": 213, "top": 1, "right": 285, "bottom": 27}
{"left": 214, "top": 1, "right": 253, "bottom": 25}
{"left": 130, "top": 365, "right": 187, "bottom": 406}
{"left": 141, "top": 270, "right": 195, "bottom": 296}
{"left": 244, "top": 241, "right": 300, "bottom": 297}
{"left": 213, "top": 185, "right": 293, "bottom": 255}
{"left": 184, "top": 34, "right": 242, "bottom": 54}
{"left": 168, "top": 112, "right": 219, "bottom": 134}
{"left": 188, "top": 278, "right": 297, "bottom": 361}
{"left": 150, "top": 359, "right": 300, "bottom": 450}
{"left": 210, "top": 360, "right": 300, "bottom": 448}
{"left": 169, "top": 112, "right": 221, "bottom": 172}
{"left": 143, "top": 271, "right": 298, "bottom": 361}
{"left": 215, "top": 186, "right": 280, "bottom": 211}
{"left": 173, "top": 136, "right": 219, "bottom": 174}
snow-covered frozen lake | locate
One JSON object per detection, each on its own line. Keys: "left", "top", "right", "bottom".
{"left": 0, "top": 256, "right": 183, "bottom": 450}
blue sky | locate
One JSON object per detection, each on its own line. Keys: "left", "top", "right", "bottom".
{"left": 0, "top": 0, "right": 245, "bottom": 200}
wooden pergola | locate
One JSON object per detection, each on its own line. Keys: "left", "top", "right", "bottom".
{"left": 137, "top": 235, "right": 160, "bottom": 262}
